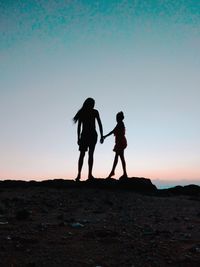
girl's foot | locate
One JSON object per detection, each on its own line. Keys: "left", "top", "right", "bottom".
{"left": 75, "top": 175, "right": 80, "bottom": 182}
{"left": 107, "top": 171, "right": 115, "bottom": 179}
{"left": 119, "top": 174, "right": 128, "bottom": 180}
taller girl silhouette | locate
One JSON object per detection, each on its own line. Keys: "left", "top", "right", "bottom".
{"left": 73, "top": 98, "right": 103, "bottom": 181}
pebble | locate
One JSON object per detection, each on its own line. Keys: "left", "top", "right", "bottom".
{"left": 0, "top": 221, "right": 8, "bottom": 225}
{"left": 189, "top": 244, "right": 200, "bottom": 253}
{"left": 71, "top": 222, "right": 84, "bottom": 228}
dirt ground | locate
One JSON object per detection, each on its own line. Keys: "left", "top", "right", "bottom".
{"left": 0, "top": 184, "right": 200, "bottom": 267}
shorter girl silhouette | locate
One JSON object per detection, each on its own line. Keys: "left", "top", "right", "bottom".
{"left": 103, "top": 111, "right": 128, "bottom": 179}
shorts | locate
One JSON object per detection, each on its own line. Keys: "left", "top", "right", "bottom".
{"left": 113, "top": 137, "right": 127, "bottom": 153}
{"left": 79, "top": 131, "right": 97, "bottom": 152}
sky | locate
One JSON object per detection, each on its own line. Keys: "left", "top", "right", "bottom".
{"left": 0, "top": 0, "right": 200, "bottom": 188}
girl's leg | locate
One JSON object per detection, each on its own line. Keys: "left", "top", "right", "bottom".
{"left": 88, "top": 146, "right": 95, "bottom": 179}
{"left": 119, "top": 151, "right": 127, "bottom": 177}
{"left": 76, "top": 151, "right": 85, "bottom": 181}
{"left": 108, "top": 153, "right": 118, "bottom": 178}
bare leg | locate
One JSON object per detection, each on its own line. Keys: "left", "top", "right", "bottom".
{"left": 76, "top": 151, "right": 85, "bottom": 181}
{"left": 88, "top": 147, "right": 95, "bottom": 179}
{"left": 108, "top": 153, "right": 118, "bottom": 178}
{"left": 119, "top": 151, "right": 127, "bottom": 177}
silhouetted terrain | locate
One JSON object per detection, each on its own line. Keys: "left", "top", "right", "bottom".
{"left": 0, "top": 178, "right": 200, "bottom": 267}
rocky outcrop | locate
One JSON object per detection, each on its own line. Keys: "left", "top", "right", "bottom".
{"left": 0, "top": 178, "right": 157, "bottom": 193}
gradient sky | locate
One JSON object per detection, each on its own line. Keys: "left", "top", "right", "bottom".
{"left": 1, "top": 0, "right": 200, "bottom": 188}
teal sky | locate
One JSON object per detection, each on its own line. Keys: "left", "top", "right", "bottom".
{"left": 1, "top": 0, "right": 200, "bottom": 188}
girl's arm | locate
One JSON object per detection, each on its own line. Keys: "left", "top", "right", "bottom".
{"left": 96, "top": 110, "right": 104, "bottom": 143}
{"left": 77, "top": 119, "right": 81, "bottom": 145}
{"left": 104, "top": 129, "right": 114, "bottom": 139}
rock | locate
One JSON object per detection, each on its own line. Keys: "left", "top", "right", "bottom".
{"left": 84, "top": 177, "right": 157, "bottom": 192}
{"left": 70, "top": 222, "right": 84, "bottom": 228}
{"left": 189, "top": 244, "right": 200, "bottom": 253}
{"left": 16, "top": 209, "right": 31, "bottom": 220}
{"left": 164, "top": 184, "right": 200, "bottom": 196}
{"left": 0, "top": 177, "right": 159, "bottom": 193}
{"left": 0, "top": 221, "right": 8, "bottom": 225}
{"left": 6, "top": 235, "right": 12, "bottom": 240}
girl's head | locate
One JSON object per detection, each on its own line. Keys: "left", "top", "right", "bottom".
{"left": 116, "top": 111, "right": 124, "bottom": 122}
{"left": 82, "top": 97, "right": 95, "bottom": 110}
{"left": 73, "top": 97, "right": 95, "bottom": 123}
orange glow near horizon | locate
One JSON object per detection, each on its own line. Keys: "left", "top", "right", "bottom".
{"left": 1, "top": 168, "right": 199, "bottom": 182}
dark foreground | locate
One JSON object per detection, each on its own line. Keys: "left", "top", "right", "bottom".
{"left": 0, "top": 178, "right": 200, "bottom": 267}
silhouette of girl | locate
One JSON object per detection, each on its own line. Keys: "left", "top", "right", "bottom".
{"left": 103, "top": 111, "right": 128, "bottom": 179}
{"left": 73, "top": 98, "right": 103, "bottom": 181}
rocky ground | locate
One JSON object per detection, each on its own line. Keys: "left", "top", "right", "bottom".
{"left": 0, "top": 179, "right": 200, "bottom": 267}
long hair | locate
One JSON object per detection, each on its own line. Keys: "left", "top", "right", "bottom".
{"left": 73, "top": 98, "right": 95, "bottom": 123}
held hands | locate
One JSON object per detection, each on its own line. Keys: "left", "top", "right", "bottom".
{"left": 100, "top": 136, "right": 107, "bottom": 144}
{"left": 100, "top": 136, "right": 104, "bottom": 144}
